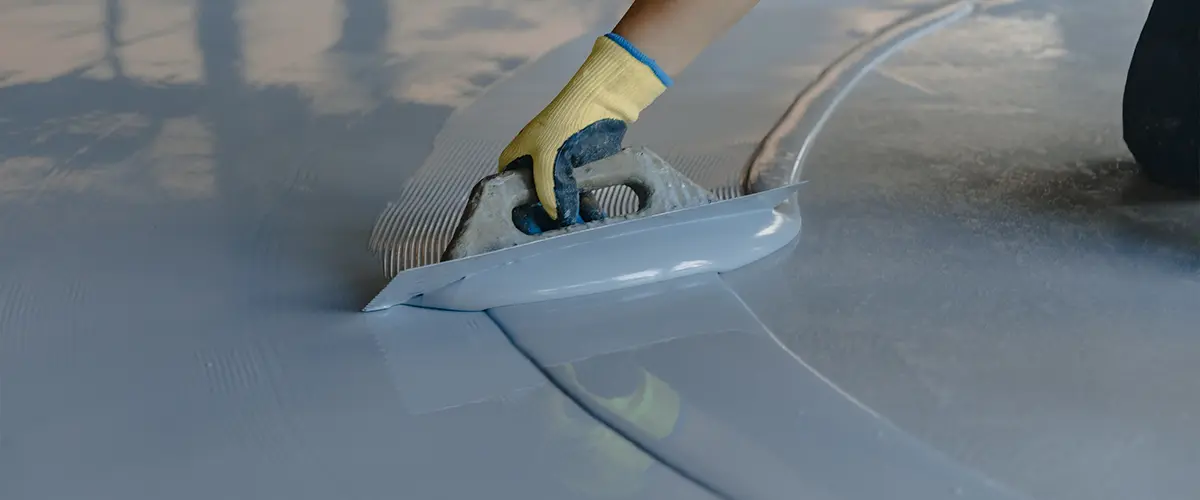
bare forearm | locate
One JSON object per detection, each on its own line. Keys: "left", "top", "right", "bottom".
{"left": 612, "top": 0, "right": 759, "bottom": 77}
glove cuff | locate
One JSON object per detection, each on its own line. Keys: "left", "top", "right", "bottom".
{"left": 540, "top": 34, "right": 671, "bottom": 125}
{"left": 602, "top": 33, "right": 673, "bottom": 88}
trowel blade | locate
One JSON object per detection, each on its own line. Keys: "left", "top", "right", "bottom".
{"left": 363, "top": 184, "right": 801, "bottom": 313}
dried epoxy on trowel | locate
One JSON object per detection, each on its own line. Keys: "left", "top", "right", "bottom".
{"left": 442, "top": 147, "right": 718, "bottom": 261}
{"left": 364, "top": 147, "right": 803, "bottom": 312}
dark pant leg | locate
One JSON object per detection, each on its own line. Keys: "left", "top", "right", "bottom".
{"left": 1123, "top": 0, "right": 1200, "bottom": 191}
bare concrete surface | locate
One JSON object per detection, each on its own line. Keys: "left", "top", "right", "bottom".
{"left": 2, "top": 0, "right": 1196, "bottom": 499}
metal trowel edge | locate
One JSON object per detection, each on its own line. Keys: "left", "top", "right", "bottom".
{"left": 364, "top": 147, "right": 802, "bottom": 313}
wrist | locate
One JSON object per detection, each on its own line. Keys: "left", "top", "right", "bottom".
{"left": 602, "top": 32, "right": 674, "bottom": 88}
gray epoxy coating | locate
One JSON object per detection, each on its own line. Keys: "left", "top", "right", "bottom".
{"left": 3, "top": 0, "right": 1198, "bottom": 499}
{"left": 753, "top": 1, "right": 1200, "bottom": 499}
{"left": 492, "top": 269, "right": 1027, "bottom": 500}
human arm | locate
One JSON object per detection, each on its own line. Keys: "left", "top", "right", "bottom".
{"left": 497, "top": 0, "right": 760, "bottom": 226}
{"left": 613, "top": 0, "right": 760, "bottom": 77}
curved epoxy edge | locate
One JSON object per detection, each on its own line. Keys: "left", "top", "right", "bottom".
{"left": 742, "top": 0, "right": 978, "bottom": 194}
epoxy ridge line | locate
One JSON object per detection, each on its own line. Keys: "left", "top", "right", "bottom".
{"left": 742, "top": 0, "right": 978, "bottom": 194}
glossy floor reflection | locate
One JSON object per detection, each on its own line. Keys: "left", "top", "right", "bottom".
{"left": 1, "top": 0, "right": 1194, "bottom": 499}
{"left": 738, "top": 1, "right": 1200, "bottom": 499}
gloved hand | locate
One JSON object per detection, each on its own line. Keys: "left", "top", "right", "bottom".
{"left": 498, "top": 33, "right": 673, "bottom": 233}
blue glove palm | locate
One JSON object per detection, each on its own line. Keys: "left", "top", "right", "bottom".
{"left": 503, "top": 119, "right": 628, "bottom": 234}
{"left": 496, "top": 33, "right": 672, "bottom": 233}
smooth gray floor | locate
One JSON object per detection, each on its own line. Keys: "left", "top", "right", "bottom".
{"left": 750, "top": 1, "right": 1200, "bottom": 499}
{"left": 2, "top": 0, "right": 1197, "bottom": 499}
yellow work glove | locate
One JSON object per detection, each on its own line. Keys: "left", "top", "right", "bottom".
{"left": 498, "top": 33, "right": 672, "bottom": 231}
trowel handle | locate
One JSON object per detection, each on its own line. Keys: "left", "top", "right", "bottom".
{"left": 441, "top": 147, "right": 717, "bottom": 261}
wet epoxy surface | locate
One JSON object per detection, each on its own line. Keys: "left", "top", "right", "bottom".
{"left": 3, "top": 0, "right": 1198, "bottom": 499}
{"left": 752, "top": 1, "right": 1200, "bottom": 499}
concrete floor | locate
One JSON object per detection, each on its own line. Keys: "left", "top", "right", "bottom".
{"left": 762, "top": 2, "right": 1200, "bottom": 498}
{"left": 2, "top": 0, "right": 1197, "bottom": 499}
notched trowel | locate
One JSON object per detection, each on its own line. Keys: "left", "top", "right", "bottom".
{"left": 364, "top": 147, "right": 802, "bottom": 313}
